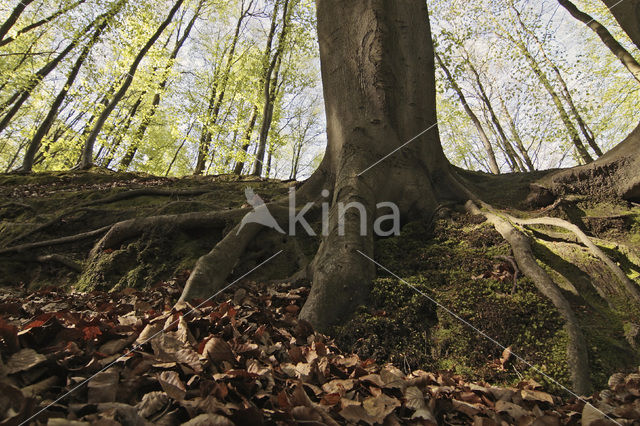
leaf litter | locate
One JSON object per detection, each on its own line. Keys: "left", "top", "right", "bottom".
{"left": 1, "top": 278, "right": 639, "bottom": 425}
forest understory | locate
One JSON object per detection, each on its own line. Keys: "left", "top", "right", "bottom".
{"left": 1, "top": 169, "right": 640, "bottom": 425}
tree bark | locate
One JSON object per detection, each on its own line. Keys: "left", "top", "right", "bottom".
{"left": 79, "top": 0, "right": 184, "bottom": 169}
{"left": 435, "top": 52, "right": 501, "bottom": 174}
{"left": 601, "top": 0, "right": 640, "bottom": 50}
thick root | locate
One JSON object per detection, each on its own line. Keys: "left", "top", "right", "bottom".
{"left": 5, "top": 187, "right": 214, "bottom": 246}
{"left": 178, "top": 203, "right": 308, "bottom": 302}
{"left": 466, "top": 201, "right": 591, "bottom": 395}
{"left": 511, "top": 215, "right": 640, "bottom": 303}
{"left": 0, "top": 225, "right": 112, "bottom": 255}
{"left": 89, "top": 209, "right": 245, "bottom": 257}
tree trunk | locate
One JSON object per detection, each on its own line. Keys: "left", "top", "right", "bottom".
{"left": 0, "top": 0, "right": 86, "bottom": 48}
{"left": 601, "top": 0, "right": 640, "bottom": 50}
{"left": 252, "top": 0, "right": 291, "bottom": 176}
{"left": 193, "top": 1, "right": 253, "bottom": 175}
{"left": 465, "top": 57, "right": 524, "bottom": 172}
{"left": 0, "top": 9, "right": 106, "bottom": 134}
{"left": 0, "top": 0, "right": 35, "bottom": 42}
{"left": 79, "top": 0, "right": 184, "bottom": 169}
{"left": 497, "top": 95, "right": 535, "bottom": 171}
{"left": 19, "top": 5, "right": 118, "bottom": 172}
{"left": 233, "top": 106, "right": 259, "bottom": 175}
{"left": 512, "top": 5, "right": 603, "bottom": 157}
{"left": 120, "top": 0, "right": 202, "bottom": 171}
{"left": 508, "top": 34, "right": 594, "bottom": 164}
{"left": 435, "top": 52, "right": 501, "bottom": 174}
{"left": 559, "top": 0, "right": 640, "bottom": 83}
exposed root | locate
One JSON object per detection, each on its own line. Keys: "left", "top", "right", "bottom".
{"left": 178, "top": 204, "right": 309, "bottom": 302}
{"left": 466, "top": 200, "right": 591, "bottom": 395}
{"left": 0, "top": 226, "right": 112, "bottom": 255}
{"left": 4, "top": 187, "right": 214, "bottom": 246}
{"left": 510, "top": 215, "right": 640, "bottom": 303}
{"left": 35, "top": 254, "right": 82, "bottom": 272}
{"left": 0, "top": 201, "right": 34, "bottom": 211}
{"left": 80, "top": 187, "right": 213, "bottom": 207}
{"left": 1, "top": 208, "right": 247, "bottom": 259}
{"left": 89, "top": 208, "right": 246, "bottom": 257}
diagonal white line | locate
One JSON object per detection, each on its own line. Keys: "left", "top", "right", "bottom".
{"left": 356, "top": 250, "right": 622, "bottom": 426}
{"left": 357, "top": 122, "right": 439, "bottom": 177}
{"left": 19, "top": 250, "right": 283, "bottom": 426}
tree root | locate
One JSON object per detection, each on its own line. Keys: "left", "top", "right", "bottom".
{"left": 35, "top": 254, "right": 82, "bottom": 272}
{"left": 0, "top": 208, "right": 247, "bottom": 257}
{"left": 4, "top": 187, "right": 214, "bottom": 246}
{"left": 178, "top": 204, "right": 309, "bottom": 302}
{"left": 0, "top": 226, "right": 112, "bottom": 255}
{"left": 89, "top": 208, "right": 246, "bottom": 257}
{"left": 466, "top": 200, "right": 591, "bottom": 395}
{"left": 509, "top": 215, "right": 640, "bottom": 303}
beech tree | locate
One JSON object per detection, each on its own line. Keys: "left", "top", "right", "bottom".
{"left": 175, "top": 0, "right": 640, "bottom": 395}
{"left": 2, "top": 0, "right": 639, "bottom": 397}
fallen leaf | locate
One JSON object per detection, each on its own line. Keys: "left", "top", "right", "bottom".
{"left": 6, "top": 348, "right": 47, "bottom": 374}
{"left": 204, "top": 337, "right": 234, "bottom": 362}
{"left": 158, "top": 371, "right": 186, "bottom": 401}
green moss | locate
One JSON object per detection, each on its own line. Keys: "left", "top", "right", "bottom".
{"left": 335, "top": 212, "right": 639, "bottom": 392}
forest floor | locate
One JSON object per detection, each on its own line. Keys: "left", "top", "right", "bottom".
{"left": 1, "top": 170, "right": 640, "bottom": 425}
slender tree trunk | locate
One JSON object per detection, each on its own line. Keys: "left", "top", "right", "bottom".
{"left": 0, "top": 0, "right": 35, "bottom": 42}
{"left": 497, "top": 95, "right": 535, "bottom": 171}
{"left": 507, "top": 34, "right": 594, "bottom": 164}
{"left": 252, "top": 0, "right": 291, "bottom": 176}
{"left": 194, "top": 0, "right": 254, "bottom": 175}
{"left": 559, "top": 0, "right": 640, "bottom": 83}
{"left": 0, "top": 11, "right": 105, "bottom": 134}
{"left": 0, "top": 0, "right": 86, "bottom": 47}
{"left": 102, "top": 95, "right": 144, "bottom": 168}
{"left": 120, "top": 0, "right": 202, "bottom": 170}
{"left": 435, "top": 52, "right": 500, "bottom": 174}
{"left": 465, "top": 57, "right": 523, "bottom": 172}
{"left": 79, "top": 0, "right": 184, "bottom": 169}
{"left": 233, "top": 106, "right": 258, "bottom": 175}
{"left": 512, "top": 6, "right": 603, "bottom": 157}
{"left": 19, "top": 5, "right": 118, "bottom": 172}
